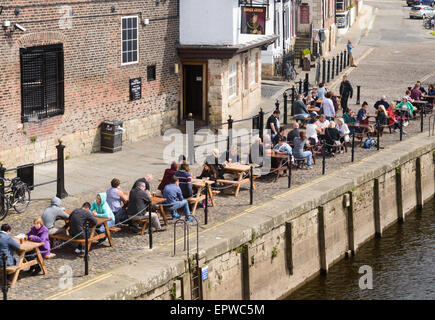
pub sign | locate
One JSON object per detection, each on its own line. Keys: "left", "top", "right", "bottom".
{"left": 241, "top": 6, "right": 266, "bottom": 35}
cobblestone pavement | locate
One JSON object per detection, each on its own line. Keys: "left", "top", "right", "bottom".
{"left": 2, "top": 0, "right": 435, "bottom": 299}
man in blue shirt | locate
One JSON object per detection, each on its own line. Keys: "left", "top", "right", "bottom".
{"left": 163, "top": 176, "right": 193, "bottom": 222}
{"left": 317, "top": 83, "right": 327, "bottom": 100}
{"left": 273, "top": 136, "right": 293, "bottom": 156}
{"left": 347, "top": 40, "right": 357, "bottom": 67}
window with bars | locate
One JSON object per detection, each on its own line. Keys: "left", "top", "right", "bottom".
{"left": 122, "top": 16, "right": 138, "bottom": 65}
{"left": 20, "top": 44, "right": 64, "bottom": 123}
{"left": 228, "top": 63, "right": 237, "bottom": 99}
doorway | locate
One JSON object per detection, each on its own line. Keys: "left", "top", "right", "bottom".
{"left": 183, "top": 63, "right": 206, "bottom": 121}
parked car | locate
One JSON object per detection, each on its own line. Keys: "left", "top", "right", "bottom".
{"left": 407, "top": 0, "right": 435, "bottom": 7}
{"left": 409, "top": 5, "right": 435, "bottom": 18}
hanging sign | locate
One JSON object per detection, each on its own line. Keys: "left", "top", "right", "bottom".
{"left": 241, "top": 6, "right": 266, "bottom": 35}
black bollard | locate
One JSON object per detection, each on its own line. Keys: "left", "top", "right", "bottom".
{"left": 400, "top": 112, "right": 403, "bottom": 141}
{"left": 259, "top": 108, "right": 264, "bottom": 140}
{"left": 298, "top": 79, "right": 303, "bottom": 94}
{"left": 304, "top": 73, "right": 309, "bottom": 96}
{"left": 56, "top": 141, "right": 68, "bottom": 199}
{"left": 205, "top": 183, "right": 209, "bottom": 224}
{"left": 351, "top": 132, "right": 355, "bottom": 162}
{"left": 336, "top": 54, "right": 339, "bottom": 76}
{"left": 322, "top": 59, "right": 326, "bottom": 84}
{"left": 376, "top": 120, "right": 380, "bottom": 151}
{"left": 0, "top": 165, "right": 5, "bottom": 216}
{"left": 291, "top": 86, "right": 295, "bottom": 116}
{"left": 327, "top": 60, "right": 331, "bottom": 83}
{"left": 347, "top": 50, "right": 350, "bottom": 67}
{"left": 356, "top": 85, "right": 361, "bottom": 105}
{"left": 283, "top": 92, "right": 288, "bottom": 125}
{"left": 322, "top": 144, "right": 326, "bottom": 175}
{"left": 148, "top": 199, "right": 153, "bottom": 249}
{"left": 287, "top": 158, "right": 292, "bottom": 189}
{"left": 421, "top": 110, "right": 424, "bottom": 132}
{"left": 227, "top": 115, "right": 233, "bottom": 158}
{"left": 2, "top": 253, "right": 7, "bottom": 300}
{"left": 331, "top": 57, "right": 335, "bottom": 80}
{"left": 84, "top": 223, "right": 89, "bottom": 276}
{"left": 250, "top": 166, "right": 254, "bottom": 205}
{"left": 340, "top": 52, "right": 344, "bottom": 72}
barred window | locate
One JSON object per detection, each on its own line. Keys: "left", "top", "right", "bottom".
{"left": 20, "top": 44, "right": 64, "bottom": 123}
{"left": 122, "top": 16, "right": 139, "bottom": 65}
{"left": 228, "top": 63, "right": 237, "bottom": 99}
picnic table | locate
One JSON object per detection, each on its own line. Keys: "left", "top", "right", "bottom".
{"left": 269, "top": 152, "right": 291, "bottom": 182}
{"left": 6, "top": 239, "right": 47, "bottom": 288}
{"left": 189, "top": 178, "right": 216, "bottom": 214}
{"left": 218, "top": 163, "right": 256, "bottom": 197}
{"left": 130, "top": 196, "right": 169, "bottom": 235}
{"left": 50, "top": 212, "right": 120, "bottom": 251}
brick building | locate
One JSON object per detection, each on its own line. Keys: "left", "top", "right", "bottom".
{"left": 0, "top": 0, "right": 180, "bottom": 167}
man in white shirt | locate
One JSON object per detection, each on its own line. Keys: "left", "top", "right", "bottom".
{"left": 321, "top": 92, "right": 335, "bottom": 121}
{"left": 315, "top": 114, "right": 330, "bottom": 136}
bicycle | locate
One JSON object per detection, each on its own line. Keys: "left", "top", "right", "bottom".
{"left": 0, "top": 177, "right": 31, "bottom": 220}
{"left": 284, "top": 61, "right": 297, "bottom": 81}
{"left": 423, "top": 16, "right": 434, "bottom": 29}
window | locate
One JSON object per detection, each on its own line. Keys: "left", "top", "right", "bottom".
{"left": 336, "top": 0, "right": 345, "bottom": 10}
{"left": 122, "top": 16, "right": 138, "bottom": 65}
{"left": 250, "top": 55, "right": 256, "bottom": 86}
{"left": 20, "top": 44, "right": 64, "bottom": 123}
{"left": 147, "top": 65, "right": 156, "bottom": 82}
{"left": 228, "top": 63, "right": 237, "bottom": 99}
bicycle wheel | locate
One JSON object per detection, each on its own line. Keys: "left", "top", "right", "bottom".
{"left": 0, "top": 193, "right": 10, "bottom": 221}
{"left": 13, "top": 183, "right": 31, "bottom": 213}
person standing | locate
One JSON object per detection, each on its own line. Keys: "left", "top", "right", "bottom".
{"left": 339, "top": 75, "right": 353, "bottom": 111}
{"left": 321, "top": 92, "right": 336, "bottom": 121}
{"left": 266, "top": 109, "right": 280, "bottom": 141}
{"left": 347, "top": 40, "right": 357, "bottom": 67}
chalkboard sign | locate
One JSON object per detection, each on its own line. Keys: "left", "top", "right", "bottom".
{"left": 129, "top": 77, "right": 142, "bottom": 100}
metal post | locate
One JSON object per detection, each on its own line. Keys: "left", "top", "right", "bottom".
{"left": 347, "top": 50, "right": 350, "bottom": 67}
{"left": 322, "top": 144, "right": 326, "bottom": 175}
{"left": 340, "top": 52, "right": 343, "bottom": 72}
{"left": 336, "top": 54, "right": 339, "bottom": 76}
{"left": 421, "top": 110, "right": 424, "bottom": 132}
{"left": 356, "top": 85, "right": 361, "bottom": 105}
{"left": 376, "top": 120, "right": 380, "bottom": 151}
{"left": 249, "top": 166, "right": 254, "bottom": 205}
{"left": 84, "top": 223, "right": 89, "bottom": 276}
{"left": 187, "top": 117, "right": 195, "bottom": 165}
{"left": 327, "top": 60, "right": 330, "bottom": 83}
{"left": 287, "top": 158, "right": 291, "bottom": 189}
{"left": 331, "top": 57, "right": 335, "bottom": 80}
{"left": 227, "top": 115, "right": 233, "bottom": 158}
{"left": 56, "top": 141, "right": 68, "bottom": 199}
{"left": 322, "top": 59, "right": 326, "bottom": 84}
{"left": 291, "top": 86, "right": 295, "bottom": 116}
{"left": 351, "top": 132, "right": 355, "bottom": 162}
{"left": 283, "top": 92, "right": 288, "bottom": 125}
{"left": 148, "top": 200, "right": 153, "bottom": 249}
{"left": 400, "top": 112, "right": 403, "bottom": 141}
{"left": 259, "top": 108, "right": 264, "bottom": 140}
{"left": 2, "top": 253, "right": 7, "bottom": 300}
{"left": 304, "top": 73, "right": 309, "bottom": 96}
{"left": 0, "top": 165, "right": 5, "bottom": 216}
{"left": 205, "top": 183, "right": 209, "bottom": 224}
{"left": 298, "top": 79, "right": 302, "bottom": 94}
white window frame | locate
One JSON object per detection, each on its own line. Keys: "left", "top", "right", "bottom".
{"left": 250, "top": 55, "right": 256, "bottom": 86}
{"left": 121, "top": 15, "right": 139, "bottom": 66}
{"left": 228, "top": 63, "right": 237, "bottom": 99}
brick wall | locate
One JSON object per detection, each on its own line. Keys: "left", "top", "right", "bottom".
{"left": 0, "top": 0, "right": 180, "bottom": 166}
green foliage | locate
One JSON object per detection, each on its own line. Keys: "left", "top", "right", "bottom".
{"left": 234, "top": 246, "right": 244, "bottom": 255}
{"left": 249, "top": 231, "right": 257, "bottom": 244}
{"left": 272, "top": 246, "right": 279, "bottom": 259}
{"left": 396, "top": 167, "right": 401, "bottom": 174}
{"left": 302, "top": 48, "right": 311, "bottom": 57}
{"left": 169, "top": 286, "right": 181, "bottom": 300}
{"left": 346, "top": 4, "right": 354, "bottom": 10}
{"left": 30, "top": 136, "right": 37, "bottom": 143}
{"left": 208, "top": 281, "right": 213, "bottom": 289}
{"left": 251, "top": 255, "right": 255, "bottom": 265}
{"left": 355, "top": 194, "right": 362, "bottom": 201}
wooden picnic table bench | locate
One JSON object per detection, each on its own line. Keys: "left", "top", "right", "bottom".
{"left": 128, "top": 196, "right": 169, "bottom": 235}
{"left": 5, "top": 239, "right": 47, "bottom": 288}
{"left": 217, "top": 163, "right": 257, "bottom": 197}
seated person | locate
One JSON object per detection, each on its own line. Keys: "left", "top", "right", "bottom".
{"left": 304, "top": 93, "right": 314, "bottom": 106}
{"left": 293, "top": 94, "right": 310, "bottom": 121}
{"left": 197, "top": 163, "right": 219, "bottom": 181}
{"left": 317, "top": 83, "right": 327, "bottom": 100}
{"left": 343, "top": 108, "right": 357, "bottom": 135}
{"left": 69, "top": 202, "right": 97, "bottom": 254}
{"left": 286, "top": 123, "right": 300, "bottom": 145}
{"left": 396, "top": 97, "right": 414, "bottom": 117}
{"left": 306, "top": 118, "right": 319, "bottom": 145}
{"left": 90, "top": 193, "right": 115, "bottom": 238}
{"left": 310, "top": 87, "right": 319, "bottom": 101}
{"left": 272, "top": 136, "right": 293, "bottom": 169}
{"left": 132, "top": 174, "right": 153, "bottom": 191}
{"left": 106, "top": 178, "right": 129, "bottom": 225}
{"left": 174, "top": 163, "right": 193, "bottom": 199}
{"left": 324, "top": 121, "right": 341, "bottom": 153}
{"left": 163, "top": 176, "right": 193, "bottom": 222}
{"left": 220, "top": 145, "right": 241, "bottom": 163}
{"left": 205, "top": 149, "right": 225, "bottom": 179}
{"left": 357, "top": 102, "right": 370, "bottom": 133}
{"left": 315, "top": 114, "right": 330, "bottom": 138}
{"left": 26, "top": 217, "right": 51, "bottom": 275}
{"left": 41, "top": 196, "right": 69, "bottom": 235}
{"left": 410, "top": 83, "right": 422, "bottom": 101}
{"left": 0, "top": 224, "right": 21, "bottom": 279}
{"left": 272, "top": 127, "right": 287, "bottom": 146}
{"left": 404, "top": 90, "right": 413, "bottom": 103}
{"left": 158, "top": 162, "right": 178, "bottom": 193}
{"left": 376, "top": 105, "right": 388, "bottom": 127}
{"left": 293, "top": 131, "right": 313, "bottom": 169}
{"left": 127, "top": 181, "right": 165, "bottom": 231}
{"left": 428, "top": 84, "right": 435, "bottom": 96}
{"left": 373, "top": 95, "right": 389, "bottom": 111}
{"left": 321, "top": 92, "right": 335, "bottom": 121}
{"left": 336, "top": 118, "right": 350, "bottom": 143}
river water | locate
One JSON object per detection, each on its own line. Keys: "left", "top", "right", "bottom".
{"left": 286, "top": 198, "right": 435, "bottom": 300}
